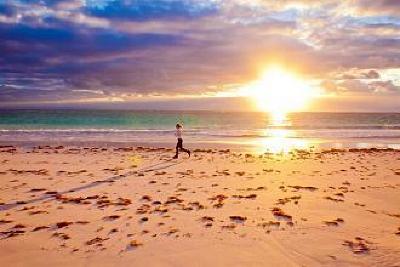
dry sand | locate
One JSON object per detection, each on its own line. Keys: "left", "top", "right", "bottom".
{"left": 0, "top": 145, "right": 400, "bottom": 266}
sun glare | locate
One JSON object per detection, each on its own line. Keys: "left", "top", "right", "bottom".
{"left": 258, "top": 129, "right": 310, "bottom": 154}
{"left": 248, "top": 66, "right": 317, "bottom": 122}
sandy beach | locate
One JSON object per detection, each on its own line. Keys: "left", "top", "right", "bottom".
{"left": 0, "top": 145, "right": 399, "bottom": 266}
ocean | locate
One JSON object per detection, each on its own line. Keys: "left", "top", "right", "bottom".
{"left": 1, "top": 109, "right": 400, "bottom": 152}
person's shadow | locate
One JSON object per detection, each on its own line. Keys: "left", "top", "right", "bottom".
{"left": 0, "top": 158, "right": 183, "bottom": 212}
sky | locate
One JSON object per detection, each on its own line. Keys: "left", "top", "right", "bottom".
{"left": 0, "top": 0, "right": 400, "bottom": 112}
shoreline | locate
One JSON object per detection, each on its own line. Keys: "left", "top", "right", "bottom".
{"left": 1, "top": 139, "right": 400, "bottom": 153}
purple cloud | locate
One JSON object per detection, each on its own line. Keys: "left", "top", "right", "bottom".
{"left": 0, "top": 0, "right": 400, "bottom": 107}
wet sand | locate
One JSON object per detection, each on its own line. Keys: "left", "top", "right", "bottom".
{"left": 0, "top": 145, "right": 400, "bottom": 266}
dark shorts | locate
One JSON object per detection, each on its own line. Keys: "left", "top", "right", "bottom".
{"left": 176, "top": 138, "right": 183, "bottom": 148}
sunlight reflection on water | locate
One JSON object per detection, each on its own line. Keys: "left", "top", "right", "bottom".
{"left": 252, "top": 129, "right": 311, "bottom": 154}
{"left": 251, "top": 115, "right": 311, "bottom": 154}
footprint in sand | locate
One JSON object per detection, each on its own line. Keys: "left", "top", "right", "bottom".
{"left": 56, "top": 222, "right": 73, "bottom": 228}
{"left": 288, "top": 185, "right": 318, "bottom": 192}
{"left": 0, "top": 219, "right": 13, "bottom": 225}
{"left": 323, "top": 218, "right": 344, "bottom": 226}
{"left": 325, "top": 196, "right": 344, "bottom": 202}
{"left": 32, "top": 226, "right": 50, "bottom": 232}
{"left": 271, "top": 207, "right": 292, "bottom": 221}
{"left": 343, "top": 237, "right": 372, "bottom": 254}
{"left": 232, "top": 194, "right": 257, "bottom": 199}
{"left": 126, "top": 240, "right": 143, "bottom": 250}
{"left": 229, "top": 216, "right": 247, "bottom": 223}
{"left": 52, "top": 232, "right": 70, "bottom": 240}
{"left": 102, "top": 215, "right": 120, "bottom": 221}
{"left": 86, "top": 237, "right": 109, "bottom": 245}
{"left": 0, "top": 224, "right": 26, "bottom": 238}
{"left": 258, "top": 221, "right": 280, "bottom": 228}
{"left": 395, "top": 227, "right": 400, "bottom": 236}
{"left": 140, "top": 217, "right": 149, "bottom": 223}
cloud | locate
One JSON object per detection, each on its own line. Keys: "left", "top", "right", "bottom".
{"left": 349, "top": 0, "right": 400, "bottom": 16}
{"left": 370, "top": 80, "right": 400, "bottom": 94}
{"left": 321, "top": 77, "right": 400, "bottom": 96}
{"left": 330, "top": 69, "right": 381, "bottom": 80}
{"left": 85, "top": 0, "right": 220, "bottom": 21}
{"left": 0, "top": 0, "right": 400, "bottom": 109}
{"left": 0, "top": 21, "right": 184, "bottom": 65}
{"left": 0, "top": 2, "right": 17, "bottom": 17}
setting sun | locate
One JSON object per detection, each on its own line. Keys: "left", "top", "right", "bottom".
{"left": 247, "top": 66, "right": 318, "bottom": 122}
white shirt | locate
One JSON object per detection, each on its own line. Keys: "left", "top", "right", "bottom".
{"left": 175, "top": 128, "right": 182, "bottom": 138}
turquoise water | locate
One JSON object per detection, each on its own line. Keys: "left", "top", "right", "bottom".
{"left": 1, "top": 109, "right": 400, "bottom": 150}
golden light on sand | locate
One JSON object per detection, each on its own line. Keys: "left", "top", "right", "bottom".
{"left": 255, "top": 129, "right": 310, "bottom": 154}
{"left": 248, "top": 66, "right": 318, "bottom": 121}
